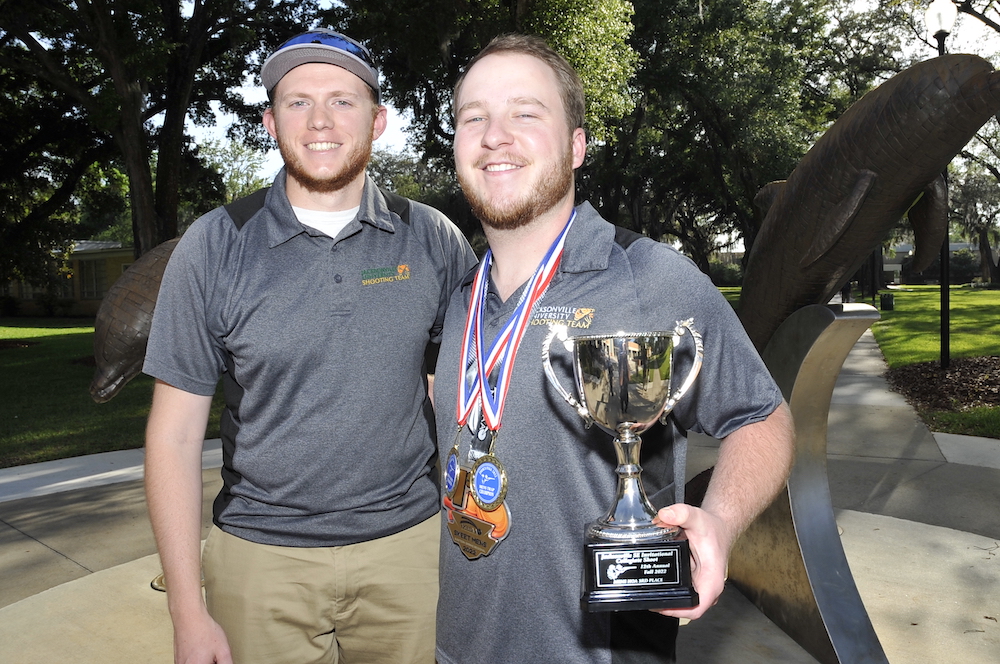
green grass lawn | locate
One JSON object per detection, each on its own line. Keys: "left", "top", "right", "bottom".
{"left": 0, "top": 318, "right": 223, "bottom": 469}
{"left": 871, "top": 285, "right": 1000, "bottom": 439}
{"left": 919, "top": 407, "right": 1000, "bottom": 439}
{"left": 871, "top": 285, "right": 1000, "bottom": 367}
{"left": 717, "top": 286, "right": 741, "bottom": 307}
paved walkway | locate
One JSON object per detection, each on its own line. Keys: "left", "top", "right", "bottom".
{"left": 1, "top": 331, "right": 998, "bottom": 662}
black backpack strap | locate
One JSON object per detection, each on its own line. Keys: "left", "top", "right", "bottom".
{"left": 224, "top": 187, "right": 270, "bottom": 230}
{"left": 613, "top": 225, "right": 644, "bottom": 249}
{"left": 379, "top": 186, "right": 411, "bottom": 225}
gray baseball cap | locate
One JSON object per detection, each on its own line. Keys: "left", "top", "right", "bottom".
{"left": 261, "top": 29, "right": 380, "bottom": 103}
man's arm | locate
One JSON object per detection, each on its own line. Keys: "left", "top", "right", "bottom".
{"left": 145, "top": 379, "right": 232, "bottom": 664}
{"left": 653, "top": 400, "right": 795, "bottom": 620}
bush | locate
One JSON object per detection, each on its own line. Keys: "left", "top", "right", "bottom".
{"left": 950, "top": 249, "right": 981, "bottom": 283}
{"left": 0, "top": 295, "right": 19, "bottom": 317}
{"left": 709, "top": 261, "right": 743, "bottom": 286}
{"left": 901, "top": 249, "right": 984, "bottom": 285}
{"left": 35, "top": 291, "right": 59, "bottom": 316}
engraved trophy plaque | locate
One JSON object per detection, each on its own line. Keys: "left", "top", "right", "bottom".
{"left": 542, "top": 321, "right": 703, "bottom": 612}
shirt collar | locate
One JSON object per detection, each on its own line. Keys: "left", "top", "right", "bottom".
{"left": 357, "top": 173, "right": 397, "bottom": 232}
{"left": 457, "top": 201, "right": 616, "bottom": 292}
{"left": 266, "top": 170, "right": 395, "bottom": 247}
{"left": 557, "top": 201, "right": 616, "bottom": 274}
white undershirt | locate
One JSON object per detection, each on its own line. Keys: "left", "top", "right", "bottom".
{"left": 293, "top": 205, "right": 360, "bottom": 239}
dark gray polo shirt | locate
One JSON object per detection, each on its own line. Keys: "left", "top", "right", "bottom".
{"left": 433, "top": 202, "right": 782, "bottom": 663}
{"left": 144, "top": 171, "right": 476, "bottom": 547}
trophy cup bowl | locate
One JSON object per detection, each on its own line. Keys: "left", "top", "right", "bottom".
{"left": 542, "top": 321, "right": 703, "bottom": 612}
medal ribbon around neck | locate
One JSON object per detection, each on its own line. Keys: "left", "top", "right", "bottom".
{"left": 456, "top": 211, "right": 576, "bottom": 432}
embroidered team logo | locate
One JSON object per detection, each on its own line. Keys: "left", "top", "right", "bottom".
{"left": 531, "top": 305, "right": 596, "bottom": 329}
{"left": 361, "top": 264, "right": 410, "bottom": 286}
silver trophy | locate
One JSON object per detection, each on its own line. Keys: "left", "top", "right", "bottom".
{"left": 542, "top": 320, "right": 703, "bottom": 612}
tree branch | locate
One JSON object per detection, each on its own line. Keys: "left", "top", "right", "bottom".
{"left": 959, "top": 1, "right": 1000, "bottom": 34}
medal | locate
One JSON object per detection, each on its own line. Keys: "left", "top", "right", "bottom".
{"left": 445, "top": 212, "right": 576, "bottom": 559}
{"left": 443, "top": 442, "right": 468, "bottom": 507}
{"left": 470, "top": 438, "right": 508, "bottom": 511}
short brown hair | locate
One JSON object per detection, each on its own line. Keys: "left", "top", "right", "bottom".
{"left": 454, "top": 34, "right": 585, "bottom": 134}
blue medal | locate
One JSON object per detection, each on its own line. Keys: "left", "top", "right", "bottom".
{"left": 470, "top": 454, "right": 508, "bottom": 512}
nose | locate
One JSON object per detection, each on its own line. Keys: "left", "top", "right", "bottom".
{"left": 481, "top": 117, "right": 513, "bottom": 150}
{"left": 308, "top": 105, "right": 335, "bottom": 131}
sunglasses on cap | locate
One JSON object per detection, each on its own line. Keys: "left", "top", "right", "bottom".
{"left": 275, "top": 30, "right": 375, "bottom": 68}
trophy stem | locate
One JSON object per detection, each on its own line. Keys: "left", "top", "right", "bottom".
{"left": 586, "top": 426, "right": 679, "bottom": 542}
{"left": 612, "top": 428, "right": 657, "bottom": 524}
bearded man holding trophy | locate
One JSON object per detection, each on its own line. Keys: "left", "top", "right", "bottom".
{"left": 433, "top": 34, "right": 796, "bottom": 664}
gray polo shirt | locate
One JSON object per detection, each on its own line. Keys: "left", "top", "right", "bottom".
{"left": 144, "top": 171, "right": 476, "bottom": 547}
{"left": 434, "top": 201, "right": 781, "bottom": 663}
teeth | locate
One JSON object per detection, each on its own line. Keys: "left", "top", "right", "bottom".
{"left": 485, "top": 163, "right": 519, "bottom": 172}
{"left": 308, "top": 142, "right": 341, "bottom": 151}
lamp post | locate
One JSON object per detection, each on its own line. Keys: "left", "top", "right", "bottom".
{"left": 925, "top": 0, "right": 958, "bottom": 369}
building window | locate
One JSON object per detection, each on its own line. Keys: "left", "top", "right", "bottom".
{"left": 78, "top": 260, "right": 106, "bottom": 299}
{"left": 20, "top": 282, "right": 43, "bottom": 300}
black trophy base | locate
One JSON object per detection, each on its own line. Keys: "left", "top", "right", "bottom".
{"left": 582, "top": 537, "right": 699, "bottom": 612}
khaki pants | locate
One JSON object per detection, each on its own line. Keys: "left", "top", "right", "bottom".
{"left": 203, "top": 514, "right": 440, "bottom": 664}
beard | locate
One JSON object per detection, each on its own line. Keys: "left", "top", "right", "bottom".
{"left": 278, "top": 130, "right": 373, "bottom": 194}
{"left": 459, "top": 146, "right": 575, "bottom": 231}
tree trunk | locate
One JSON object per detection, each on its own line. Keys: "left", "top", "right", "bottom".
{"left": 81, "top": 3, "right": 163, "bottom": 258}
{"left": 979, "top": 227, "right": 1000, "bottom": 283}
{"left": 603, "top": 99, "right": 645, "bottom": 227}
{"left": 153, "top": 1, "right": 213, "bottom": 249}
{"left": 117, "top": 84, "right": 161, "bottom": 259}
{"left": 856, "top": 249, "right": 884, "bottom": 302}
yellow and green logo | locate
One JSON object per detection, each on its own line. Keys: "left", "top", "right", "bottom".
{"left": 361, "top": 264, "right": 411, "bottom": 286}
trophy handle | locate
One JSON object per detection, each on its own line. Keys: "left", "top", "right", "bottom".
{"left": 541, "top": 325, "right": 594, "bottom": 427}
{"left": 660, "top": 319, "right": 704, "bottom": 423}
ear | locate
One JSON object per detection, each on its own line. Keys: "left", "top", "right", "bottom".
{"left": 263, "top": 107, "right": 278, "bottom": 141}
{"left": 571, "top": 127, "right": 586, "bottom": 169}
{"left": 372, "top": 105, "right": 388, "bottom": 141}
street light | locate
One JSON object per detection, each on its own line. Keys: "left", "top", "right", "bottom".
{"left": 926, "top": 0, "right": 958, "bottom": 53}
{"left": 924, "top": 0, "right": 958, "bottom": 369}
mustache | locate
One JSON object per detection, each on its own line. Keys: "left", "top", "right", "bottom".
{"left": 473, "top": 152, "right": 529, "bottom": 170}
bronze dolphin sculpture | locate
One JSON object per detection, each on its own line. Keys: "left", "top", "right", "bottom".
{"left": 739, "top": 54, "right": 1000, "bottom": 350}
{"left": 90, "top": 238, "right": 178, "bottom": 402}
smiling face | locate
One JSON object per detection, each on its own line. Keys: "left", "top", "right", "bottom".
{"left": 453, "top": 52, "right": 586, "bottom": 231}
{"left": 263, "top": 62, "right": 386, "bottom": 206}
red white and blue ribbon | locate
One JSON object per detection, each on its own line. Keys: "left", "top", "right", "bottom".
{"left": 456, "top": 211, "right": 576, "bottom": 432}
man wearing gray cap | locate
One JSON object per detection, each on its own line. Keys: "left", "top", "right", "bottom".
{"left": 143, "top": 29, "right": 475, "bottom": 664}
